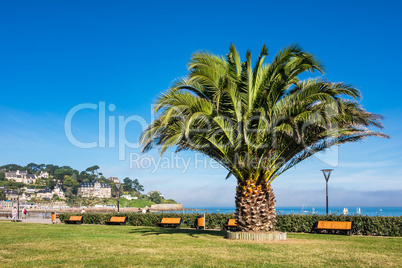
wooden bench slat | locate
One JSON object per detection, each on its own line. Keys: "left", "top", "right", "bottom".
{"left": 157, "top": 217, "right": 182, "bottom": 229}
{"left": 69, "top": 216, "right": 82, "bottom": 221}
{"left": 105, "top": 216, "right": 127, "bottom": 225}
{"left": 315, "top": 221, "right": 352, "bottom": 235}
{"left": 316, "top": 221, "right": 351, "bottom": 230}
{"left": 160, "top": 218, "right": 181, "bottom": 224}
{"left": 65, "top": 215, "right": 83, "bottom": 224}
{"left": 109, "top": 217, "right": 126, "bottom": 223}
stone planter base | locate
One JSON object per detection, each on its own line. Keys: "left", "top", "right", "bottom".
{"left": 226, "top": 231, "right": 287, "bottom": 241}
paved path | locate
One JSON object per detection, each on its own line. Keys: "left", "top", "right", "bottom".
{"left": 1, "top": 218, "right": 60, "bottom": 224}
{"left": 21, "top": 218, "right": 57, "bottom": 224}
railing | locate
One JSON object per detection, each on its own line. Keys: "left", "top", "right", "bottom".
{"left": 0, "top": 211, "right": 12, "bottom": 218}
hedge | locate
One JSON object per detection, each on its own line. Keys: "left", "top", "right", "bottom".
{"left": 276, "top": 214, "right": 402, "bottom": 236}
{"left": 59, "top": 212, "right": 235, "bottom": 229}
{"left": 59, "top": 212, "right": 402, "bottom": 236}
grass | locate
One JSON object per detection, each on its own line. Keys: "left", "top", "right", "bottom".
{"left": 119, "top": 198, "right": 155, "bottom": 208}
{"left": 0, "top": 222, "right": 401, "bottom": 267}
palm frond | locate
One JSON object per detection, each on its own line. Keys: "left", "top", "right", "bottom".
{"left": 140, "top": 44, "right": 388, "bottom": 184}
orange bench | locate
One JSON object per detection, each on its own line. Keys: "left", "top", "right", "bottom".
{"left": 315, "top": 221, "right": 353, "bottom": 235}
{"left": 157, "top": 217, "right": 182, "bottom": 229}
{"left": 105, "top": 216, "right": 127, "bottom": 225}
{"left": 65, "top": 215, "right": 83, "bottom": 224}
{"left": 224, "top": 219, "right": 237, "bottom": 231}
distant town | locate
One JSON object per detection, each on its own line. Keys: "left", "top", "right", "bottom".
{"left": 0, "top": 163, "right": 176, "bottom": 208}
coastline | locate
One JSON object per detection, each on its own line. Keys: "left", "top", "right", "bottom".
{"left": 1, "top": 206, "right": 401, "bottom": 217}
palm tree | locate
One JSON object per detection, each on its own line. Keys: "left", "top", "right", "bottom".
{"left": 140, "top": 44, "right": 388, "bottom": 232}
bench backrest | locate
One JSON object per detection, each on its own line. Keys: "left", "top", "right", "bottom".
{"left": 227, "top": 219, "right": 237, "bottom": 226}
{"left": 317, "top": 221, "right": 352, "bottom": 230}
{"left": 161, "top": 218, "right": 181, "bottom": 224}
{"left": 109, "top": 216, "right": 126, "bottom": 223}
{"left": 69, "top": 216, "right": 82, "bottom": 221}
{"left": 197, "top": 217, "right": 205, "bottom": 227}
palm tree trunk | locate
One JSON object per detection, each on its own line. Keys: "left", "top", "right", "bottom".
{"left": 235, "top": 179, "right": 276, "bottom": 232}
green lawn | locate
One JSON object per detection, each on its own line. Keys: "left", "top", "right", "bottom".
{"left": 0, "top": 222, "right": 401, "bottom": 267}
{"left": 118, "top": 198, "right": 155, "bottom": 208}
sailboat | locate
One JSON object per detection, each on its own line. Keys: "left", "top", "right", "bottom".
{"left": 357, "top": 207, "right": 361, "bottom": 214}
{"left": 343, "top": 208, "right": 349, "bottom": 215}
{"left": 312, "top": 207, "right": 317, "bottom": 214}
{"left": 301, "top": 204, "right": 309, "bottom": 214}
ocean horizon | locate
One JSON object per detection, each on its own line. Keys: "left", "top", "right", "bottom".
{"left": 183, "top": 206, "right": 402, "bottom": 217}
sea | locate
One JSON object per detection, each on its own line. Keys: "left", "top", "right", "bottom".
{"left": 179, "top": 206, "right": 402, "bottom": 217}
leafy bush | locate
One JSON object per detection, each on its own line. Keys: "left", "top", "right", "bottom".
{"left": 59, "top": 212, "right": 402, "bottom": 236}
{"left": 275, "top": 214, "right": 402, "bottom": 236}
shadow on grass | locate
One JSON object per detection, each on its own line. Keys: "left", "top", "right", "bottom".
{"left": 129, "top": 227, "right": 227, "bottom": 238}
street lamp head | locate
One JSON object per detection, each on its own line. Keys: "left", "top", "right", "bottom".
{"left": 321, "top": 169, "right": 334, "bottom": 215}
{"left": 115, "top": 183, "right": 121, "bottom": 190}
{"left": 321, "top": 169, "right": 334, "bottom": 181}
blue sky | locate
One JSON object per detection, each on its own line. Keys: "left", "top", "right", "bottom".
{"left": 1, "top": 1, "right": 401, "bottom": 208}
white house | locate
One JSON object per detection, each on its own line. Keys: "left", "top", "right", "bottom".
{"left": 77, "top": 181, "right": 111, "bottom": 198}
{"left": 147, "top": 190, "right": 163, "bottom": 198}
{"left": 36, "top": 188, "right": 53, "bottom": 200}
{"left": 38, "top": 171, "right": 49, "bottom": 179}
{"left": 5, "top": 170, "right": 27, "bottom": 182}
{"left": 108, "top": 177, "right": 120, "bottom": 184}
{"left": 52, "top": 184, "right": 65, "bottom": 199}
{"left": 5, "top": 170, "right": 36, "bottom": 184}
{"left": 121, "top": 194, "right": 138, "bottom": 200}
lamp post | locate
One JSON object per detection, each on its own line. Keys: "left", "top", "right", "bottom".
{"left": 115, "top": 183, "right": 121, "bottom": 213}
{"left": 321, "top": 169, "right": 333, "bottom": 215}
{"left": 16, "top": 189, "right": 21, "bottom": 220}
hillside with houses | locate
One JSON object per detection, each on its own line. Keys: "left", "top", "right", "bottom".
{"left": 0, "top": 163, "right": 176, "bottom": 208}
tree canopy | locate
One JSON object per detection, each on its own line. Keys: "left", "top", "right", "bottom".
{"left": 123, "top": 177, "right": 144, "bottom": 192}
{"left": 140, "top": 43, "right": 388, "bottom": 232}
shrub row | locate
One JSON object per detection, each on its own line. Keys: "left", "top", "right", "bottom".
{"left": 276, "top": 214, "right": 402, "bottom": 236}
{"left": 59, "top": 212, "right": 235, "bottom": 229}
{"left": 59, "top": 212, "right": 402, "bottom": 236}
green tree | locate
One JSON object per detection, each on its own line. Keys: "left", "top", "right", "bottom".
{"left": 63, "top": 175, "right": 79, "bottom": 193}
{"left": 0, "top": 172, "right": 5, "bottom": 181}
{"left": 140, "top": 44, "right": 388, "bottom": 232}
{"left": 37, "top": 164, "right": 45, "bottom": 171}
{"left": 26, "top": 163, "right": 45, "bottom": 174}
{"left": 71, "top": 173, "right": 78, "bottom": 181}
{"left": 132, "top": 179, "right": 144, "bottom": 192}
{"left": 54, "top": 168, "right": 74, "bottom": 181}
{"left": 149, "top": 191, "right": 162, "bottom": 204}
{"left": 86, "top": 165, "right": 100, "bottom": 178}
{"left": 6, "top": 181, "right": 24, "bottom": 189}
{"left": 44, "top": 178, "right": 56, "bottom": 189}
{"left": 0, "top": 190, "right": 6, "bottom": 200}
{"left": 79, "top": 171, "right": 91, "bottom": 182}
{"left": 0, "top": 164, "right": 24, "bottom": 171}
{"left": 123, "top": 177, "right": 132, "bottom": 192}
{"left": 123, "top": 178, "right": 144, "bottom": 192}
{"left": 45, "top": 164, "right": 60, "bottom": 175}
